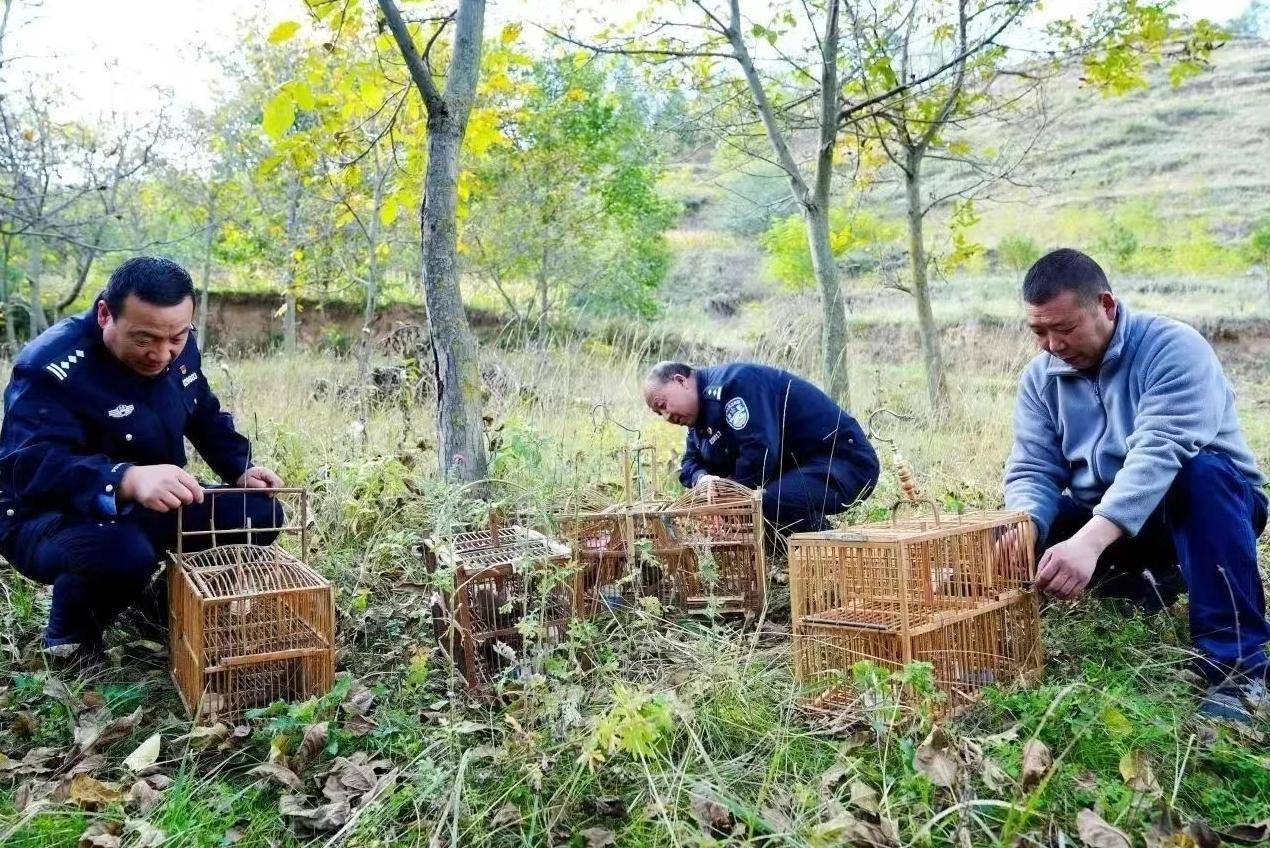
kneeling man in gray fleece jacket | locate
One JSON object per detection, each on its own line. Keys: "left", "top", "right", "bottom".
{"left": 1005, "top": 248, "right": 1268, "bottom": 723}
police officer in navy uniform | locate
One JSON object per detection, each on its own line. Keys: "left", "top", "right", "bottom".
{"left": 0, "top": 257, "right": 285, "bottom": 659}
{"left": 643, "top": 361, "right": 879, "bottom": 536}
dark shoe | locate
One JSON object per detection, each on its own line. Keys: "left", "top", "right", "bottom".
{"left": 1198, "top": 678, "right": 1269, "bottom": 725}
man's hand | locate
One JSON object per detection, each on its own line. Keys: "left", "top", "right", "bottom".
{"left": 992, "top": 518, "right": 1035, "bottom": 581}
{"left": 695, "top": 474, "right": 723, "bottom": 502}
{"left": 121, "top": 464, "right": 204, "bottom": 513}
{"left": 237, "top": 466, "right": 283, "bottom": 490}
{"left": 1035, "top": 515, "right": 1123, "bottom": 600}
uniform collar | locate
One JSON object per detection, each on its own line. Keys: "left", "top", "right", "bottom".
{"left": 693, "top": 367, "right": 720, "bottom": 431}
{"left": 1045, "top": 301, "right": 1129, "bottom": 377}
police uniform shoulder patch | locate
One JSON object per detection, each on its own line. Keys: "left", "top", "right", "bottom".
{"left": 44, "top": 349, "right": 86, "bottom": 382}
{"left": 725, "top": 397, "right": 749, "bottom": 430}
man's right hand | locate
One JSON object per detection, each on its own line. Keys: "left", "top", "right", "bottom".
{"left": 695, "top": 474, "right": 723, "bottom": 502}
{"left": 121, "top": 464, "right": 204, "bottom": 512}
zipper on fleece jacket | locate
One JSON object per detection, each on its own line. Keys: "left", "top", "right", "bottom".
{"left": 1088, "top": 373, "right": 1108, "bottom": 488}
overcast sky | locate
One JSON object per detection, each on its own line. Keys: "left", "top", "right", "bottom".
{"left": 3, "top": 0, "right": 1256, "bottom": 122}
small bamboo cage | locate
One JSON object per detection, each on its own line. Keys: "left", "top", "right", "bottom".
{"left": 425, "top": 520, "right": 574, "bottom": 688}
{"left": 168, "top": 489, "right": 335, "bottom": 722}
{"left": 559, "top": 504, "right": 684, "bottom": 614}
{"left": 665, "top": 479, "right": 766, "bottom": 614}
{"left": 790, "top": 502, "right": 1042, "bottom": 711}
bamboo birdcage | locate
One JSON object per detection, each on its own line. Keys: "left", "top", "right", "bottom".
{"left": 790, "top": 501, "right": 1042, "bottom": 711}
{"left": 665, "top": 479, "right": 766, "bottom": 614}
{"left": 168, "top": 489, "right": 335, "bottom": 722}
{"left": 425, "top": 519, "right": 574, "bottom": 688}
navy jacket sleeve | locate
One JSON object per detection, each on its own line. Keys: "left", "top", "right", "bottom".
{"left": 723, "top": 377, "right": 782, "bottom": 489}
{"left": 0, "top": 366, "right": 131, "bottom": 517}
{"left": 680, "top": 429, "right": 707, "bottom": 489}
{"left": 184, "top": 350, "right": 252, "bottom": 485}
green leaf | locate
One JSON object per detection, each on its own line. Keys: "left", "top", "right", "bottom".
{"left": 267, "top": 21, "right": 301, "bottom": 44}
{"left": 379, "top": 198, "right": 400, "bottom": 227}
{"left": 289, "top": 81, "right": 316, "bottom": 111}
{"left": 262, "top": 90, "right": 296, "bottom": 140}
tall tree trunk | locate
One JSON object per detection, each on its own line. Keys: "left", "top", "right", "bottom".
{"left": 904, "top": 150, "right": 947, "bottom": 409}
{"left": 198, "top": 188, "right": 215, "bottom": 343}
{"left": 379, "top": 0, "right": 489, "bottom": 484}
{"left": 422, "top": 108, "right": 489, "bottom": 481}
{"left": 804, "top": 206, "right": 850, "bottom": 404}
{"left": 282, "top": 177, "right": 300, "bottom": 353}
{"left": 26, "top": 242, "right": 44, "bottom": 339}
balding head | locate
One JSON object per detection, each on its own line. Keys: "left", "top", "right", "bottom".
{"left": 643, "top": 361, "right": 699, "bottom": 427}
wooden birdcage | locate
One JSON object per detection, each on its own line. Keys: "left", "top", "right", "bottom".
{"left": 168, "top": 488, "right": 335, "bottom": 722}
{"left": 790, "top": 502, "right": 1042, "bottom": 712}
{"left": 425, "top": 520, "right": 574, "bottom": 688}
{"left": 558, "top": 503, "right": 686, "bottom": 614}
{"left": 665, "top": 479, "right": 766, "bottom": 614}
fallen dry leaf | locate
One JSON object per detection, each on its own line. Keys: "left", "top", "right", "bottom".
{"left": 15, "top": 777, "right": 68, "bottom": 812}
{"left": 319, "top": 753, "right": 388, "bottom": 803}
{"left": 180, "top": 723, "right": 230, "bottom": 751}
{"left": 123, "top": 734, "right": 162, "bottom": 773}
{"left": 0, "top": 746, "right": 59, "bottom": 778}
{"left": 811, "top": 812, "right": 898, "bottom": 848}
{"left": 75, "top": 707, "right": 142, "bottom": 755}
{"left": 127, "top": 779, "right": 164, "bottom": 815}
{"left": 849, "top": 780, "right": 880, "bottom": 815}
{"left": 77, "top": 820, "right": 122, "bottom": 848}
{"left": 248, "top": 763, "right": 304, "bottom": 793}
{"left": 981, "top": 758, "right": 1013, "bottom": 793}
{"left": 914, "top": 743, "right": 959, "bottom": 788}
{"left": 581, "top": 827, "right": 616, "bottom": 848}
{"left": 82, "top": 691, "right": 107, "bottom": 710}
{"left": 1020, "top": 739, "right": 1052, "bottom": 791}
{"left": 1219, "top": 821, "right": 1270, "bottom": 845}
{"left": 43, "top": 677, "right": 86, "bottom": 713}
{"left": 292, "top": 722, "right": 329, "bottom": 773}
{"left": 491, "top": 803, "right": 522, "bottom": 829}
{"left": 1119, "top": 750, "right": 1162, "bottom": 796}
{"left": 69, "top": 774, "right": 126, "bottom": 810}
{"left": 1076, "top": 809, "right": 1132, "bottom": 848}
{"left": 125, "top": 818, "right": 167, "bottom": 847}
{"left": 819, "top": 763, "right": 850, "bottom": 796}
{"left": 68, "top": 754, "right": 106, "bottom": 779}
{"left": 280, "top": 793, "right": 351, "bottom": 832}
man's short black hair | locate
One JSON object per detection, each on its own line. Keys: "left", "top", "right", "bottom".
{"left": 1022, "top": 248, "right": 1111, "bottom": 306}
{"left": 645, "top": 361, "right": 693, "bottom": 386}
{"left": 103, "top": 256, "right": 196, "bottom": 317}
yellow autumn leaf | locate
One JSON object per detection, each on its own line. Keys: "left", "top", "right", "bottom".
{"left": 289, "top": 81, "right": 316, "bottom": 111}
{"left": 500, "top": 23, "right": 522, "bottom": 44}
{"left": 262, "top": 90, "right": 296, "bottom": 140}
{"left": 267, "top": 21, "right": 301, "bottom": 44}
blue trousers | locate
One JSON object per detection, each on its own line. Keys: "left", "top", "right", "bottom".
{"left": 764, "top": 455, "right": 878, "bottom": 536}
{"left": 1043, "top": 451, "right": 1269, "bottom": 683}
{"left": 1, "top": 490, "right": 283, "bottom": 648}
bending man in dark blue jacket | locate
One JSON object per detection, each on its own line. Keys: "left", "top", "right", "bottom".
{"left": 0, "top": 257, "right": 284, "bottom": 658}
{"left": 644, "top": 361, "right": 879, "bottom": 536}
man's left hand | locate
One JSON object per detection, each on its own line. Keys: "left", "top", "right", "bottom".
{"left": 237, "top": 466, "right": 283, "bottom": 490}
{"left": 1035, "top": 515, "right": 1123, "bottom": 600}
{"left": 1035, "top": 536, "right": 1100, "bottom": 599}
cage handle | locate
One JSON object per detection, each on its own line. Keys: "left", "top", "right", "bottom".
{"left": 889, "top": 497, "right": 942, "bottom": 527}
